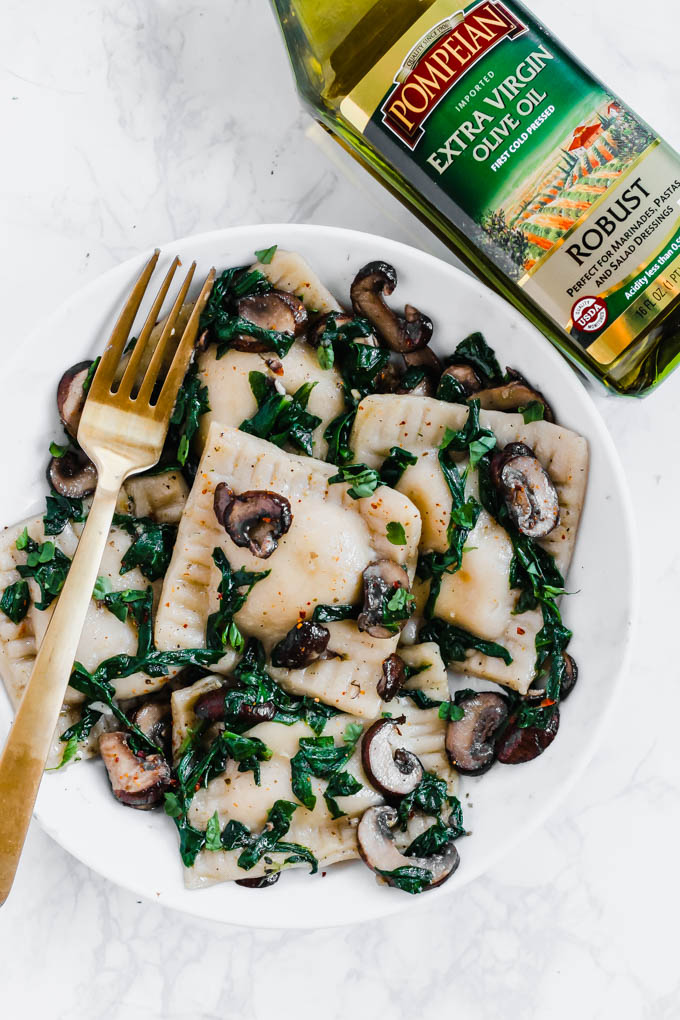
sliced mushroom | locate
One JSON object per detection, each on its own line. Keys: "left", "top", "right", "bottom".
{"left": 445, "top": 691, "right": 508, "bottom": 776}
{"left": 47, "top": 449, "right": 97, "bottom": 498}
{"left": 131, "top": 700, "right": 171, "bottom": 755}
{"left": 528, "top": 653, "right": 578, "bottom": 704}
{"left": 496, "top": 708, "right": 560, "bottom": 764}
{"left": 231, "top": 290, "right": 307, "bottom": 351}
{"left": 474, "top": 370, "right": 555, "bottom": 422}
{"left": 99, "top": 731, "right": 171, "bottom": 809}
{"left": 357, "top": 805, "right": 459, "bottom": 890}
{"left": 57, "top": 360, "right": 94, "bottom": 440}
{"left": 213, "top": 483, "right": 292, "bottom": 558}
{"left": 357, "top": 559, "right": 411, "bottom": 639}
{"left": 271, "top": 620, "right": 330, "bottom": 669}
{"left": 236, "top": 873, "right": 281, "bottom": 889}
{"left": 362, "top": 717, "right": 423, "bottom": 798}
{"left": 441, "top": 363, "right": 482, "bottom": 396}
{"left": 490, "top": 442, "right": 560, "bottom": 539}
{"left": 194, "top": 684, "right": 276, "bottom": 725}
{"left": 378, "top": 653, "right": 406, "bottom": 702}
{"left": 350, "top": 262, "right": 433, "bottom": 353}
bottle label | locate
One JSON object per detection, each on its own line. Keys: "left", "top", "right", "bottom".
{"left": 340, "top": 0, "right": 680, "bottom": 365}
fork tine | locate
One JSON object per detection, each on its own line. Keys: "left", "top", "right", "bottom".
{"left": 135, "top": 262, "right": 197, "bottom": 406}
{"left": 89, "top": 249, "right": 160, "bottom": 397}
{"left": 116, "top": 256, "right": 180, "bottom": 399}
{"left": 154, "top": 268, "right": 216, "bottom": 416}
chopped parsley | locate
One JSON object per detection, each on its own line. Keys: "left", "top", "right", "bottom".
{"left": 240, "top": 371, "right": 321, "bottom": 456}
{"left": 49, "top": 441, "right": 69, "bottom": 458}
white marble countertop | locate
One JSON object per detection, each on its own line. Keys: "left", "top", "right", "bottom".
{"left": 1, "top": 1, "right": 679, "bottom": 1016}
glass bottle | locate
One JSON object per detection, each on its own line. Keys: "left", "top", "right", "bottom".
{"left": 271, "top": 0, "right": 680, "bottom": 395}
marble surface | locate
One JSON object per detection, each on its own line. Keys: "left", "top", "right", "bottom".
{"left": 1, "top": 0, "right": 678, "bottom": 1016}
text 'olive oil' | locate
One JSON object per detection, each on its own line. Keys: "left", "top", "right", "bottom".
{"left": 271, "top": 0, "right": 680, "bottom": 394}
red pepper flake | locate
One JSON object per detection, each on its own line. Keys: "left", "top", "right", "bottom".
{"left": 516, "top": 626, "right": 525, "bottom": 635}
{"left": 540, "top": 698, "right": 555, "bottom": 708}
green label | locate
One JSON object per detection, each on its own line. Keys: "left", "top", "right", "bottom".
{"left": 342, "top": 0, "right": 680, "bottom": 364}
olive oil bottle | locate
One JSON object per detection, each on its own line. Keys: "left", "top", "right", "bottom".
{"left": 271, "top": 0, "right": 680, "bottom": 394}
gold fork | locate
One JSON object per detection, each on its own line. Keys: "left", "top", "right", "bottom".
{"left": 0, "top": 250, "right": 215, "bottom": 904}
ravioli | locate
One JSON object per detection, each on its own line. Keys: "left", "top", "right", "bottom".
{"left": 196, "top": 342, "right": 346, "bottom": 460}
{"left": 351, "top": 394, "right": 588, "bottom": 693}
{"left": 155, "top": 422, "right": 421, "bottom": 715}
{"left": 183, "top": 692, "right": 453, "bottom": 887}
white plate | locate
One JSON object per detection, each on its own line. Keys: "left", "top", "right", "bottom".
{"left": 0, "top": 224, "right": 637, "bottom": 929}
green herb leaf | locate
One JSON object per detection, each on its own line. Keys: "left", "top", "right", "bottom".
{"left": 112, "top": 513, "right": 176, "bottom": 582}
{"left": 379, "top": 446, "right": 418, "bottom": 488}
{"left": 436, "top": 373, "right": 467, "bottom": 404}
{"left": 46, "top": 732, "right": 80, "bottom": 771}
{"left": 317, "top": 339, "right": 334, "bottom": 371}
{"left": 328, "top": 462, "right": 381, "bottom": 500}
{"left": 0, "top": 580, "right": 30, "bottom": 623}
{"left": 290, "top": 726, "right": 363, "bottom": 811}
{"left": 404, "top": 814, "right": 465, "bottom": 858}
{"left": 216, "top": 317, "right": 297, "bottom": 360}
{"left": 386, "top": 521, "right": 407, "bottom": 546}
{"left": 323, "top": 770, "right": 363, "bottom": 819}
{"left": 82, "top": 358, "right": 100, "bottom": 394}
{"left": 452, "top": 332, "right": 503, "bottom": 384}
{"left": 167, "top": 362, "right": 211, "bottom": 471}
{"left": 520, "top": 400, "right": 545, "bottom": 423}
{"left": 397, "top": 771, "right": 450, "bottom": 829}
{"left": 254, "top": 244, "right": 278, "bottom": 264}
{"left": 206, "top": 548, "right": 270, "bottom": 654}
{"left": 205, "top": 811, "right": 223, "bottom": 851}
{"left": 419, "top": 617, "right": 512, "bottom": 666}
{"left": 438, "top": 701, "right": 464, "bottom": 722}
{"left": 377, "top": 865, "right": 433, "bottom": 894}
{"left": 16, "top": 537, "right": 71, "bottom": 610}
{"left": 43, "top": 493, "right": 86, "bottom": 537}
{"left": 49, "top": 441, "right": 68, "bottom": 458}
{"left": 240, "top": 372, "right": 321, "bottom": 456}
{"left": 92, "top": 575, "right": 113, "bottom": 600}
{"left": 311, "top": 603, "right": 358, "bottom": 624}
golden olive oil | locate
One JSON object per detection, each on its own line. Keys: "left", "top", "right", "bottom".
{"left": 271, "top": 0, "right": 680, "bottom": 394}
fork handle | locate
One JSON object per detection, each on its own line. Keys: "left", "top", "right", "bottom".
{"left": 0, "top": 476, "right": 122, "bottom": 905}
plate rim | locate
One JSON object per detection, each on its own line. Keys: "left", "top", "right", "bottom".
{"left": 1, "top": 222, "right": 638, "bottom": 929}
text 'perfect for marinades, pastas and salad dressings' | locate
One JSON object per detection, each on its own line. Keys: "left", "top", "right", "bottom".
{"left": 271, "top": 0, "right": 680, "bottom": 394}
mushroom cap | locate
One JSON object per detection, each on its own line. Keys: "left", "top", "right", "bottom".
{"left": 361, "top": 717, "right": 423, "bottom": 799}
{"left": 131, "top": 700, "right": 171, "bottom": 756}
{"left": 377, "top": 653, "right": 406, "bottom": 702}
{"left": 270, "top": 619, "right": 330, "bottom": 669}
{"left": 57, "top": 360, "right": 93, "bottom": 440}
{"left": 527, "top": 652, "right": 577, "bottom": 704}
{"left": 490, "top": 442, "right": 560, "bottom": 539}
{"left": 213, "top": 484, "right": 292, "bottom": 559}
{"left": 194, "top": 684, "right": 276, "bottom": 725}
{"left": 496, "top": 707, "right": 560, "bottom": 765}
{"left": 350, "top": 261, "right": 433, "bottom": 353}
{"left": 99, "top": 732, "right": 171, "bottom": 810}
{"left": 47, "top": 449, "right": 97, "bottom": 499}
{"left": 445, "top": 691, "right": 509, "bottom": 776}
{"left": 357, "top": 805, "right": 459, "bottom": 890}
{"left": 231, "top": 290, "right": 307, "bottom": 351}
{"left": 441, "top": 363, "right": 482, "bottom": 397}
{"left": 357, "top": 558, "right": 411, "bottom": 639}
{"left": 236, "top": 872, "right": 281, "bottom": 889}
